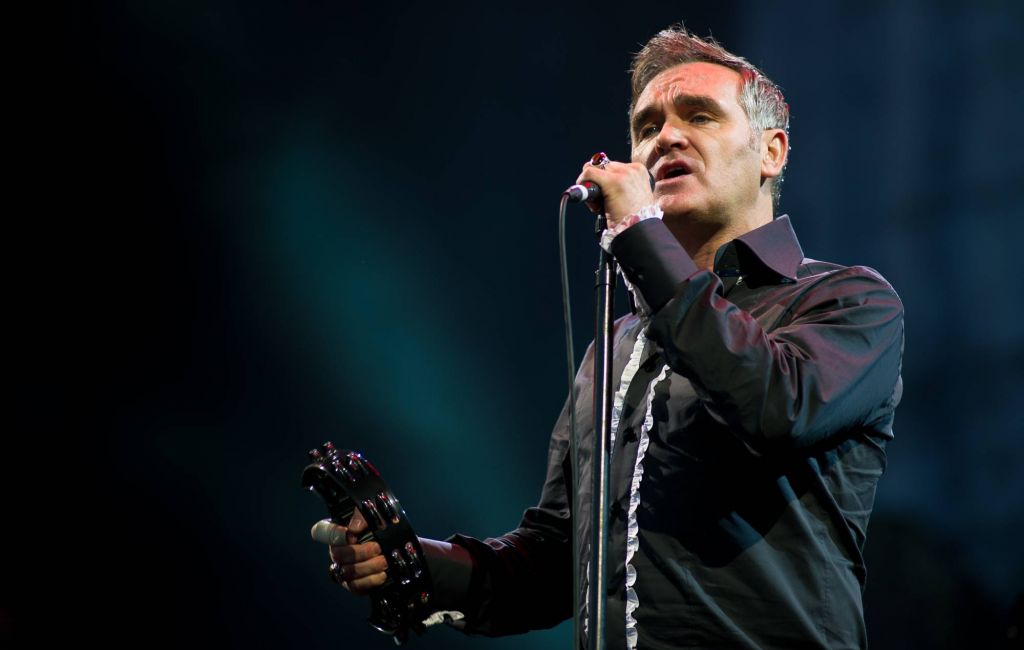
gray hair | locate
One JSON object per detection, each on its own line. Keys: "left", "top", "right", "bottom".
{"left": 630, "top": 25, "right": 790, "bottom": 209}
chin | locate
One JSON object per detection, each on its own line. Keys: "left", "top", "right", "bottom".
{"left": 659, "top": 200, "right": 730, "bottom": 234}
{"left": 658, "top": 195, "right": 706, "bottom": 221}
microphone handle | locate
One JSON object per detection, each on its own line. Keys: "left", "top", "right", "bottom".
{"left": 564, "top": 181, "right": 601, "bottom": 203}
{"left": 563, "top": 172, "right": 655, "bottom": 204}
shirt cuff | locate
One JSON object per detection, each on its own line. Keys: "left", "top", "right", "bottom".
{"left": 418, "top": 537, "right": 474, "bottom": 611}
{"left": 599, "top": 204, "right": 664, "bottom": 252}
{"left": 609, "top": 218, "right": 700, "bottom": 312}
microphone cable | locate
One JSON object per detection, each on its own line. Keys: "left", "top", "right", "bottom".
{"left": 558, "top": 192, "right": 582, "bottom": 650}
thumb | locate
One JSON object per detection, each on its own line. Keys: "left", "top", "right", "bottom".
{"left": 310, "top": 519, "right": 349, "bottom": 546}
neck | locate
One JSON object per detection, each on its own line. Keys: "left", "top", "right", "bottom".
{"left": 664, "top": 206, "right": 773, "bottom": 272}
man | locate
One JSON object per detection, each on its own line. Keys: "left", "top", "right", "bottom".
{"left": 312, "top": 25, "right": 904, "bottom": 649}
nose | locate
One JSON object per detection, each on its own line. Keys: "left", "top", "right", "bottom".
{"left": 655, "top": 118, "right": 689, "bottom": 154}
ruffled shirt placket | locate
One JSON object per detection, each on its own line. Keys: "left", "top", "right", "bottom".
{"left": 583, "top": 328, "right": 670, "bottom": 650}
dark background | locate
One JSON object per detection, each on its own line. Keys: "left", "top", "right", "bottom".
{"left": 10, "top": 1, "right": 1023, "bottom": 648}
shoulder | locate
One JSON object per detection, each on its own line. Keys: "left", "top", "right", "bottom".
{"left": 798, "top": 258, "right": 900, "bottom": 294}
{"left": 793, "top": 258, "right": 904, "bottom": 315}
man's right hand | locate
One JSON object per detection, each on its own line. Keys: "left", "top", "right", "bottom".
{"left": 310, "top": 509, "right": 388, "bottom": 595}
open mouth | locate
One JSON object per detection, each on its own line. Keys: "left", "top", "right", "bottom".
{"left": 656, "top": 159, "right": 694, "bottom": 182}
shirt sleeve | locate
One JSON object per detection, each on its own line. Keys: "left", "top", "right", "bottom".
{"left": 610, "top": 218, "right": 905, "bottom": 450}
{"left": 439, "top": 393, "right": 578, "bottom": 636}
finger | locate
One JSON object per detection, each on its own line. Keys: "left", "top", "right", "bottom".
{"left": 329, "top": 540, "right": 383, "bottom": 565}
{"left": 349, "top": 508, "right": 369, "bottom": 529}
{"left": 330, "top": 554, "right": 389, "bottom": 580}
{"left": 576, "top": 163, "right": 611, "bottom": 187}
{"left": 310, "top": 519, "right": 348, "bottom": 546}
{"left": 345, "top": 570, "right": 389, "bottom": 593}
{"left": 345, "top": 508, "right": 370, "bottom": 544}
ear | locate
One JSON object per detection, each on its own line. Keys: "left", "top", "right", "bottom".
{"left": 760, "top": 128, "right": 788, "bottom": 180}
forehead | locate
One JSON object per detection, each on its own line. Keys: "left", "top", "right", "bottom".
{"left": 634, "top": 61, "right": 744, "bottom": 112}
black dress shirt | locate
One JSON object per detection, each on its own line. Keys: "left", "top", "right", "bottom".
{"left": 440, "top": 215, "right": 904, "bottom": 649}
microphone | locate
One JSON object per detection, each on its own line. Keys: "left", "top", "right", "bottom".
{"left": 564, "top": 181, "right": 601, "bottom": 203}
{"left": 562, "top": 172, "right": 656, "bottom": 203}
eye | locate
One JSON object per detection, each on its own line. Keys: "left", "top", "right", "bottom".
{"left": 638, "top": 124, "right": 659, "bottom": 139}
{"left": 690, "top": 114, "right": 713, "bottom": 125}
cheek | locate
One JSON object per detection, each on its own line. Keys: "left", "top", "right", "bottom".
{"left": 631, "top": 143, "right": 652, "bottom": 165}
{"left": 718, "top": 144, "right": 761, "bottom": 177}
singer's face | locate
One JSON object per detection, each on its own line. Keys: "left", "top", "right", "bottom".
{"left": 630, "top": 62, "right": 763, "bottom": 224}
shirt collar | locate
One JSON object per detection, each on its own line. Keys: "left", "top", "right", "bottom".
{"left": 713, "top": 214, "right": 804, "bottom": 283}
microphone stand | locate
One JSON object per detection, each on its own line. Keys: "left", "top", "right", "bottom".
{"left": 586, "top": 211, "right": 616, "bottom": 650}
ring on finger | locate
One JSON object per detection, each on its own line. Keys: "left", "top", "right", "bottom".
{"left": 328, "top": 562, "right": 346, "bottom": 585}
{"left": 590, "top": 151, "right": 610, "bottom": 168}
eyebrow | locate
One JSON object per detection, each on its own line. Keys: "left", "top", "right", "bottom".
{"left": 630, "top": 94, "right": 728, "bottom": 136}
